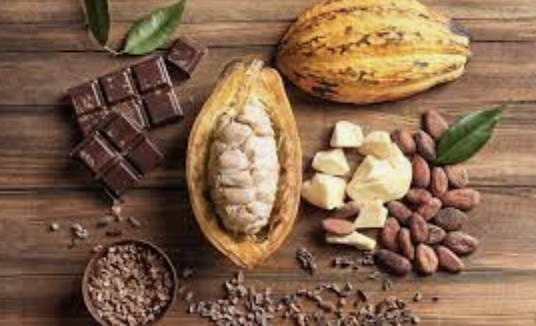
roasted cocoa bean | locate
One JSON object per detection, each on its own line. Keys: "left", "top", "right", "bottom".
{"left": 445, "top": 165, "right": 469, "bottom": 189}
{"left": 380, "top": 218, "right": 401, "bottom": 252}
{"left": 441, "top": 189, "right": 481, "bottom": 211}
{"left": 409, "top": 214, "right": 428, "bottom": 244}
{"left": 431, "top": 167, "right": 448, "bottom": 197}
{"left": 416, "top": 198, "right": 442, "bottom": 221}
{"left": 443, "top": 231, "right": 479, "bottom": 256}
{"left": 412, "top": 155, "right": 431, "bottom": 188}
{"left": 405, "top": 188, "right": 433, "bottom": 205}
{"left": 397, "top": 228, "right": 415, "bottom": 261}
{"left": 434, "top": 208, "right": 468, "bottom": 231}
{"left": 391, "top": 129, "right": 416, "bottom": 155}
{"left": 415, "top": 244, "right": 439, "bottom": 275}
{"left": 435, "top": 245, "right": 465, "bottom": 273}
{"left": 426, "top": 224, "right": 447, "bottom": 245}
{"left": 374, "top": 249, "right": 412, "bottom": 276}
{"left": 414, "top": 130, "right": 437, "bottom": 161}
{"left": 328, "top": 201, "right": 361, "bottom": 220}
{"left": 322, "top": 218, "right": 356, "bottom": 236}
{"left": 422, "top": 109, "right": 449, "bottom": 141}
{"left": 386, "top": 201, "right": 412, "bottom": 224}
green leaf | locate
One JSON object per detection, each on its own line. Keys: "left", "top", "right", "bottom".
{"left": 83, "top": 0, "right": 110, "bottom": 46}
{"left": 122, "top": 0, "right": 187, "bottom": 55}
{"left": 435, "top": 106, "right": 503, "bottom": 166}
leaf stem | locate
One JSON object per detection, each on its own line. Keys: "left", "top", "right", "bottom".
{"left": 103, "top": 45, "right": 121, "bottom": 56}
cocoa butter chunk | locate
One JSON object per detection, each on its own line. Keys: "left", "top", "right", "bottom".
{"left": 209, "top": 96, "right": 279, "bottom": 235}
{"left": 326, "top": 231, "right": 376, "bottom": 251}
{"left": 435, "top": 245, "right": 465, "bottom": 273}
{"left": 443, "top": 231, "right": 479, "bottom": 256}
{"left": 312, "top": 149, "right": 350, "bottom": 176}
{"left": 330, "top": 121, "right": 364, "bottom": 148}
{"left": 302, "top": 173, "right": 347, "bottom": 210}
{"left": 434, "top": 208, "right": 468, "bottom": 231}
{"left": 374, "top": 249, "right": 412, "bottom": 276}
{"left": 415, "top": 244, "right": 438, "bottom": 275}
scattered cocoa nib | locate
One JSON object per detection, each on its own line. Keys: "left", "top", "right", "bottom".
{"left": 296, "top": 247, "right": 317, "bottom": 275}
{"left": 87, "top": 243, "right": 174, "bottom": 326}
{"left": 422, "top": 109, "right": 449, "bottom": 141}
{"left": 127, "top": 216, "right": 142, "bottom": 228}
{"left": 96, "top": 215, "right": 114, "bottom": 228}
{"left": 414, "top": 130, "right": 437, "bottom": 161}
{"left": 331, "top": 251, "right": 374, "bottom": 270}
{"left": 413, "top": 292, "right": 423, "bottom": 302}
{"left": 71, "top": 223, "right": 88, "bottom": 241}
{"left": 49, "top": 222, "right": 60, "bottom": 232}
{"left": 391, "top": 129, "right": 416, "bottom": 155}
{"left": 105, "top": 229, "right": 123, "bottom": 237}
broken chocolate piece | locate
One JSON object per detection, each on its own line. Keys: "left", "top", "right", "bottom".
{"left": 167, "top": 37, "right": 208, "bottom": 77}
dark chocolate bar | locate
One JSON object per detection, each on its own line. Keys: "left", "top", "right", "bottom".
{"left": 167, "top": 37, "right": 208, "bottom": 77}
{"left": 68, "top": 56, "right": 183, "bottom": 136}
{"left": 71, "top": 112, "right": 163, "bottom": 198}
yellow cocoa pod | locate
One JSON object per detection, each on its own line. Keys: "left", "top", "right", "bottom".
{"left": 187, "top": 60, "right": 302, "bottom": 268}
{"left": 277, "top": 0, "right": 471, "bottom": 105}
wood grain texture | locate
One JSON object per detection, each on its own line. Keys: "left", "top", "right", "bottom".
{"left": 0, "top": 0, "right": 535, "bottom": 325}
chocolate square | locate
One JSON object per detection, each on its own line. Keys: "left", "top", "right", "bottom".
{"left": 100, "top": 112, "right": 142, "bottom": 151}
{"left": 73, "top": 133, "right": 116, "bottom": 174}
{"left": 131, "top": 57, "right": 172, "bottom": 93}
{"left": 167, "top": 37, "right": 208, "bottom": 77}
{"left": 77, "top": 109, "right": 109, "bottom": 135}
{"left": 101, "top": 160, "right": 141, "bottom": 198}
{"left": 126, "top": 138, "right": 163, "bottom": 174}
{"left": 68, "top": 81, "right": 105, "bottom": 116}
{"left": 99, "top": 69, "right": 137, "bottom": 103}
{"left": 144, "top": 88, "right": 183, "bottom": 126}
{"left": 110, "top": 97, "right": 149, "bottom": 129}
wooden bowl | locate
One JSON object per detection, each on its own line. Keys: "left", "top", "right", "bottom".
{"left": 82, "top": 239, "right": 178, "bottom": 326}
{"left": 186, "top": 59, "right": 303, "bottom": 268}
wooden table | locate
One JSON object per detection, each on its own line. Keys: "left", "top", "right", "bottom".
{"left": 1, "top": 0, "right": 535, "bottom": 325}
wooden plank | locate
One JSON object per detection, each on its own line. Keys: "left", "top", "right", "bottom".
{"left": 0, "top": 18, "right": 534, "bottom": 53}
{"left": 0, "top": 101, "right": 531, "bottom": 189}
{"left": 1, "top": 189, "right": 536, "bottom": 325}
{"left": 1, "top": 271, "right": 536, "bottom": 326}
{"left": 1, "top": 0, "right": 535, "bottom": 24}
{"left": 1, "top": 189, "right": 535, "bottom": 276}
{"left": 1, "top": 42, "right": 536, "bottom": 107}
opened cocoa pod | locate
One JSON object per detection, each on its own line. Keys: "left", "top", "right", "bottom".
{"left": 186, "top": 59, "right": 302, "bottom": 268}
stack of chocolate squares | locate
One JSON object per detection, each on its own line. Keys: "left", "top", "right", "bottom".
{"left": 68, "top": 37, "right": 208, "bottom": 199}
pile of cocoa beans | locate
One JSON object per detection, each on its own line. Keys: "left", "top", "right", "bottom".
{"left": 375, "top": 110, "right": 480, "bottom": 276}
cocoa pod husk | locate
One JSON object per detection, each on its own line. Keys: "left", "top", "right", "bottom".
{"left": 435, "top": 245, "right": 465, "bottom": 273}
{"left": 374, "top": 249, "right": 412, "bottom": 276}
{"left": 391, "top": 129, "right": 416, "bottom": 155}
{"left": 412, "top": 155, "right": 431, "bottom": 188}
{"left": 380, "top": 218, "right": 401, "bottom": 252}
{"left": 441, "top": 189, "right": 481, "bottom": 211}
{"left": 434, "top": 208, "right": 468, "bottom": 231}
{"left": 415, "top": 244, "right": 439, "bottom": 275}
{"left": 443, "top": 231, "right": 479, "bottom": 256}
{"left": 422, "top": 109, "right": 449, "bottom": 141}
{"left": 414, "top": 130, "right": 437, "bottom": 161}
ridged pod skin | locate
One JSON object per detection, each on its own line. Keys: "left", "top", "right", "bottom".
{"left": 187, "top": 60, "right": 302, "bottom": 268}
{"left": 277, "top": 0, "right": 471, "bottom": 105}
